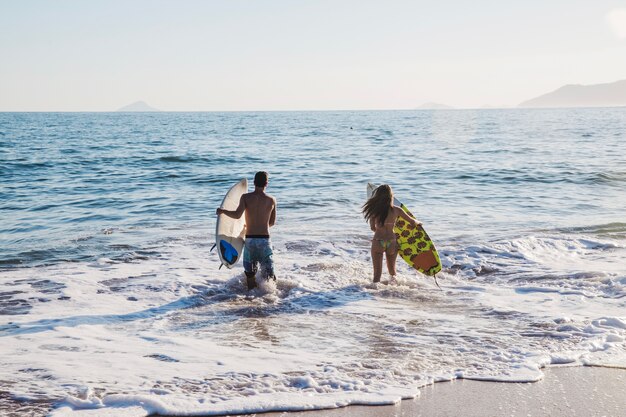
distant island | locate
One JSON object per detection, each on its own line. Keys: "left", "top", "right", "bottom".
{"left": 415, "top": 102, "right": 454, "bottom": 110}
{"left": 117, "top": 101, "right": 161, "bottom": 112}
{"left": 519, "top": 79, "right": 626, "bottom": 108}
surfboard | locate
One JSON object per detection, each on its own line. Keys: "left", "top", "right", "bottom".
{"left": 216, "top": 179, "right": 248, "bottom": 268}
{"left": 367, "top": 183, "right": 442, "bottom": 277}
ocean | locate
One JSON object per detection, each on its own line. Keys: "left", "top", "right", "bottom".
{"left": 1, "top": 109, "right": 625, "bottom": 416}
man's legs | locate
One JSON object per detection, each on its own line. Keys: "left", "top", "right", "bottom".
{"left": 245, "top": 237, "right": 275, "bottom": 281}
{"left": 243, "top": 241, "right": 258, "bottom": 290}
{"left": 259, "top": 242, "right": 275, "bottom": 281}
{"left": 244, "top": 270, "right": 257, "bottom": 290}
{"left": 243, "top": 238, "right": 275, "bottom": 290}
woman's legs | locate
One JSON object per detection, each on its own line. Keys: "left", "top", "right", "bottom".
{"left": 385, "top": 246, "right": 398, "bottom": 278}
{"left": 371, "top": 242, "right": 384, "bottom": 283}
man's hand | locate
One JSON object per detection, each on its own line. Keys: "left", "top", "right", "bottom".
{"left": 216, "top": 208, "right": 224, "bottom": 215}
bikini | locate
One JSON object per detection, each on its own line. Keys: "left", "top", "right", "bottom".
{"left": 374, "top": 221, "right": 397, "bottom": 251}
{"left": 377, "top": 239, "right": 395, "bottom": 250}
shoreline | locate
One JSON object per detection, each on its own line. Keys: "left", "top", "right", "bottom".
{"left": 5, "top": 365, "right": 625, "bottom": 416}
{"left": 170, "top": 366, "right": 626, "bottom": 417}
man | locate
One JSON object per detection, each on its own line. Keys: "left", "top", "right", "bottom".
{"left": 216, "top": 171, "right": 276, "bottom": 290}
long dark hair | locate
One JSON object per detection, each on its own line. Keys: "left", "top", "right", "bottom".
{"left": 362, "top": 184, "right": 393, "bottom": 226}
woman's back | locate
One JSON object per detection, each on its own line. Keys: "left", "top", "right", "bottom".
{"left": 371, "top": 206, "right": 400, "bottom": 240}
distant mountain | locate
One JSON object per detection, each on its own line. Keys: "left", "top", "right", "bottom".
{"left": 415, "top": 102, "right": 454, "bottom": 110}
{"left": 519, "top": 80, "right": 626, "bottom": 108}
{"left": 117, "top": 101, "right": 160, "bottom": 112}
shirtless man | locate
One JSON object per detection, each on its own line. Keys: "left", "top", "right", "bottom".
{"left": 216, "top": 171, "right": 276, "bottom": 290}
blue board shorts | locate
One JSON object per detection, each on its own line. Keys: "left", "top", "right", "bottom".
{"left": 243, "top": 237, "right": 275, "bottom": 279}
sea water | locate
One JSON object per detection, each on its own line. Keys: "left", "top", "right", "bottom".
{"left": 0, "top": 109, "right": 625, "bottom": 416}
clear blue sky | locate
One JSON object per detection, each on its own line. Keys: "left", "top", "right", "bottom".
{"left": 1, "top": 0, "right": 626, "bottom": 110}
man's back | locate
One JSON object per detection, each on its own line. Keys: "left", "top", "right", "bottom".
{"left": 215, "top": 171, "right": 276, "bottom": 289}
{"left": 243, "top": 191, "right": 275, "bottom": 235}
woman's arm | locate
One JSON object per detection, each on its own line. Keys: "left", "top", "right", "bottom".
{"left": 395, "top": 206, "right": 421, "bottom": 226}
{"left": 369, "top": 217, "right": 377, "bottom": 232}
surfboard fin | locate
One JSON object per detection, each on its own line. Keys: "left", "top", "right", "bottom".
{"left": 433, "top": 274, "right": 442, "bottom": 290}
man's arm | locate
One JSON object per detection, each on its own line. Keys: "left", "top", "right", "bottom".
{"left": 269, "top": 199, "right": 276, "bottom": 227}
{"left": 216, "top": 195, "right": 246, "bottom": 219}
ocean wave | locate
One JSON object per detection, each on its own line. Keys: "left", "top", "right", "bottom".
{"left": 158, "top": 154, "right": 243, "bottom": 165}
{"left": 450, "top": 169, "right": 626, "bottom": 185}
{"left": 441, "top": 232, "right": 625, "bottom": 299}
{"left": 1, "top": 160, "right": 56, "bottom": 170}
{"left": 546, "top": 223, "right": 626, "bottom": 240}
{"left": 158, "top": 155, "right": 199, "bottom": 163}
{"left": 590, "top": 171, "right": 626, "bottom": 184}
{"left": 0, "top": 234, "right": 163, "bottom": 269}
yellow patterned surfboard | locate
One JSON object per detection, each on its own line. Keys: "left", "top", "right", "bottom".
{"left": 367, "top": 183, "right": 442, "bottom": 276}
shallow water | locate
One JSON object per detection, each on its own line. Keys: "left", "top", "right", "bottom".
{"left": 0, "top": 109, "right": 625, "bottom": 416}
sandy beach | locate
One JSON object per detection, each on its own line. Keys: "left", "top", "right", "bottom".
{"left": 217, "top": 366, "right": 625, "bottom": 417}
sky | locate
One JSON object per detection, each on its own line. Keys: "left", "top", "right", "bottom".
{"left": 1, "top": 0, "right": 626, "bottom": 111}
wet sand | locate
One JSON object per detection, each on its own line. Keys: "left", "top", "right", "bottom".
{"left": 223, "top": 366, "right": 625, "bottom": 417}
{"left": 0, "top": 391, "right": 54, "bottom": 417}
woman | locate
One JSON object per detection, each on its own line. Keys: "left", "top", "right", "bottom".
{"left": 362, "top": 185, "right": 420, "bottom": 283}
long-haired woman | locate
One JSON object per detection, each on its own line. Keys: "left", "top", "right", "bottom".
{"left": 362, "top": 185, "right": 420, "bottom": 283}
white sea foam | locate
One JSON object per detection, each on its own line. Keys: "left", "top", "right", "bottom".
{"left": 1, "top": 228, "right": 625, "bottom": 416}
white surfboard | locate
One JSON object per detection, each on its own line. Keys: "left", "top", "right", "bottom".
{"left": 216, "top": 179, "right": 247, "bottom": 268}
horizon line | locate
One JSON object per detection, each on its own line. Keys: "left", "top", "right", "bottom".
{"left": 2, "top": 105, "right": 626, "bottom": 113}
